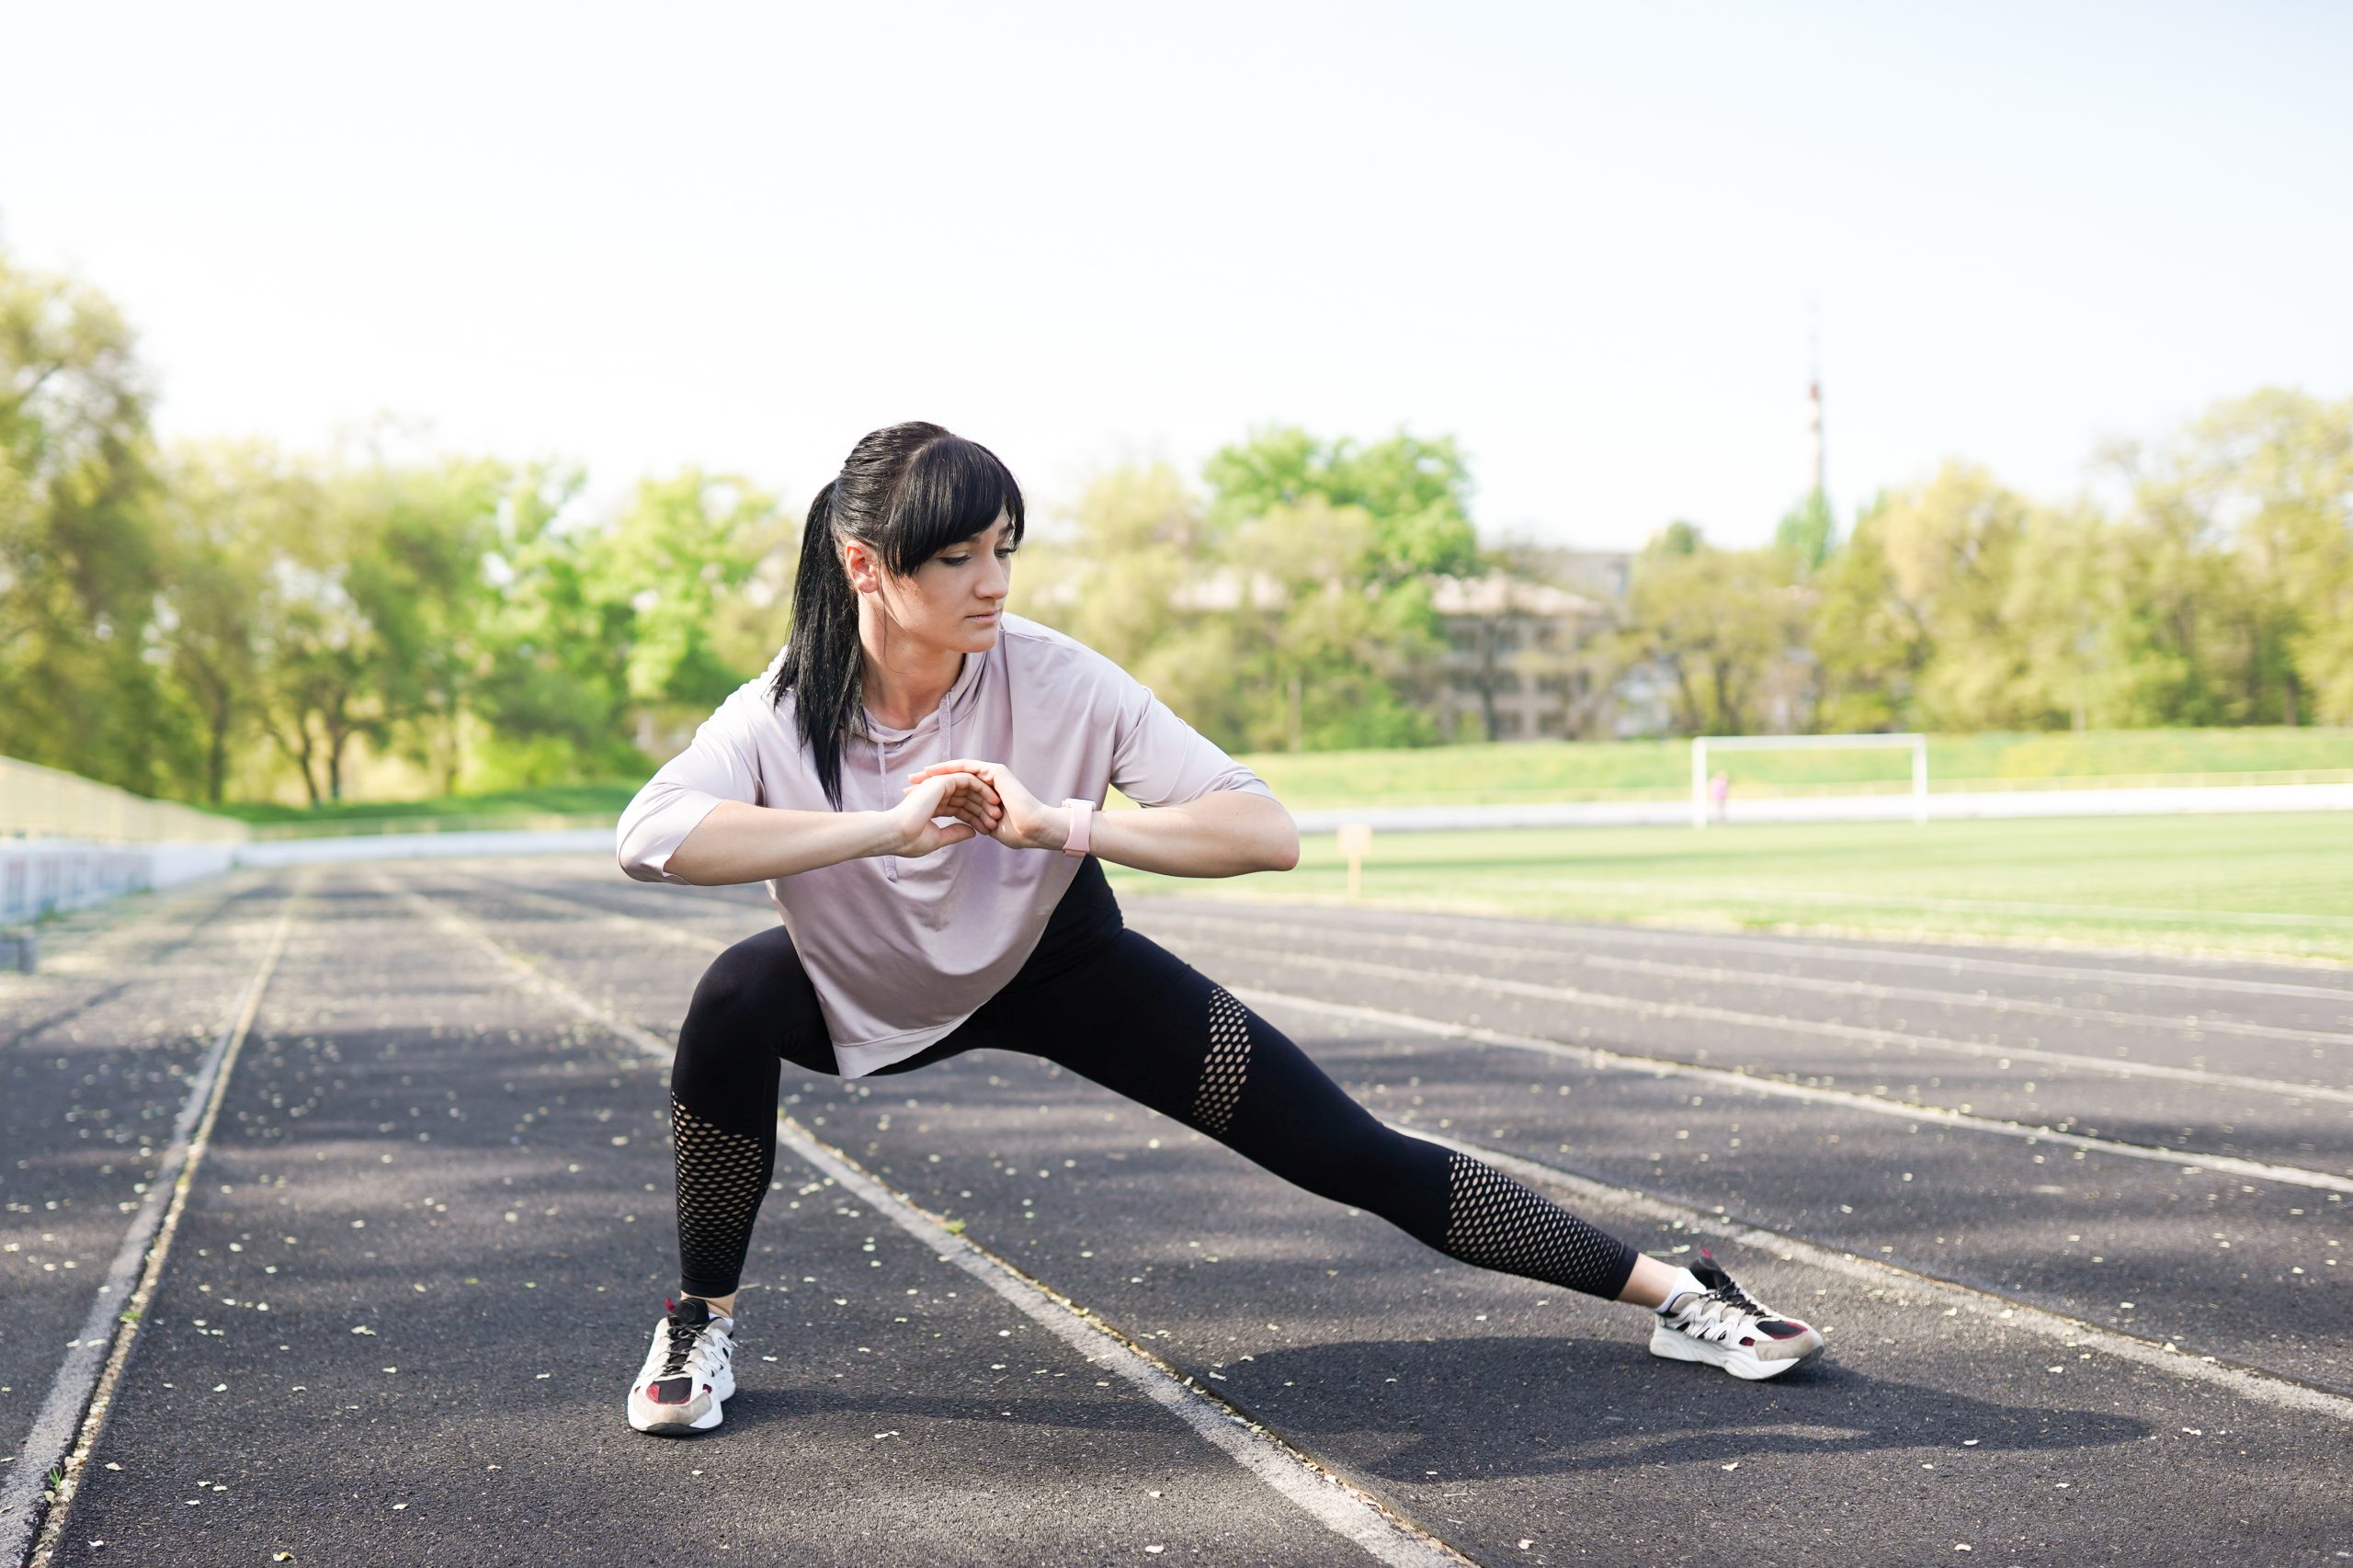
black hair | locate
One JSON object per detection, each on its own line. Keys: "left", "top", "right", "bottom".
{"left": 771, "top": 421, "right": 1026, "bottom": 807}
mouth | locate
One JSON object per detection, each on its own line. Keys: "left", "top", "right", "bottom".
{"left": 967, "top": 611, "right": 1000, "bottom": 622}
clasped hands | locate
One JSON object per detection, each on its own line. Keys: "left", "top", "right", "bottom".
{"left": 885, "top": 758, "right": 1074, "bottom": 858}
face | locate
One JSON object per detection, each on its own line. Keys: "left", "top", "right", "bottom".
{"left": 846, "top": 509, "right": 1017, "bottom": 653}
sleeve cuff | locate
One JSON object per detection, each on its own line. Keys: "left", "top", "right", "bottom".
{"left": 615, "top": 785, "right": 728, "bottom": 883}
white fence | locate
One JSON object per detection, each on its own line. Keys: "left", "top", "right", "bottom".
{"left": 0, "top": 838, "right": 239, "bottom": 924}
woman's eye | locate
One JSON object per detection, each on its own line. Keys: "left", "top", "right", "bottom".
{"left": 939, "top": 554, "right": 970, "bottom": 566}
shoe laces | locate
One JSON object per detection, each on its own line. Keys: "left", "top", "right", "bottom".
{"left": 657, "top": 1301, "right": 731, "bottom": 1379}
{"left": 1668, "top": 1270, "right": 1773, "bottom": 1343}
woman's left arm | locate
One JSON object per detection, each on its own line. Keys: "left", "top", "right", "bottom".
{"left": 1083, "top": 788, "right": 1299, "bottom": 878}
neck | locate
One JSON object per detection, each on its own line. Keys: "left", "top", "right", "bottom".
{"left": 857, "top": 598, "right": 964, "bottom": 730}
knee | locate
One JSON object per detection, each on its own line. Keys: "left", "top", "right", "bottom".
{"left": 1278, "top": 1118, "right": 1445, "bottom": 1218}
{"left": 684, "top": 937, "right": 801, "bottom": 1033}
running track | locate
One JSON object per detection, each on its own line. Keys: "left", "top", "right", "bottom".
{"left": 3, "top": 858, "right": 2348, "bottom": 1566}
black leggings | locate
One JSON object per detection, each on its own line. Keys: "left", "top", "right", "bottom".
{"left": 666, "top": 920, "right": 1642, "bottom": 1304}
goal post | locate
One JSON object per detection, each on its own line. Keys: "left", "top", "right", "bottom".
{"left": 1691, "top": 733, "right": 1928, "bottom": 829}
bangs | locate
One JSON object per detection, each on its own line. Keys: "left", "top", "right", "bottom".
{"left": 881, "top": 434, "right": 1026, "bottom": 574}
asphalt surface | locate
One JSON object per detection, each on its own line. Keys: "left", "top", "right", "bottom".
{"left": 4, "top": 857, "right": 2349, "bottom": 1566}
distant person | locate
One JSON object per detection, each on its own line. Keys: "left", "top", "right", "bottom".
{"left": 612, "top": 422, "right": 1824, "bottom": 1434}
{"left": 1710, "top": 768, "right": 1731, "bottom": 823}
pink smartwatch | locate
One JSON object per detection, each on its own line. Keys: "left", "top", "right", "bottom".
{"left": 1061, "top": 797, "right": 1094, "bottom": 858}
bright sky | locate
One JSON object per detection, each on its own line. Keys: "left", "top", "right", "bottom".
{"left": 5, "top": 1, "right": 2347, "bottom": 550}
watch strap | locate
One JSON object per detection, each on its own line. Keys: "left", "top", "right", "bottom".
{"left": 1061, "top": 797, "right": 1094, "bottom": 857}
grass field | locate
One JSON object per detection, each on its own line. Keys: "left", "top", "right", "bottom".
{"left": 1232, "top": 726, "right": 2353, "bottom": 807}
{"left": 1105, "top": 811, "right": 2353, "bottom": 964}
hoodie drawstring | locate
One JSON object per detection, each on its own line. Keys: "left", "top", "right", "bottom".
{"left": 874, "top": 686, "right": 952, "bottom": 884}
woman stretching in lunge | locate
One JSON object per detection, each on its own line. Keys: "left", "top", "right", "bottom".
{"left": 613, "top": 422, "right": 1825, "bottom": 1433}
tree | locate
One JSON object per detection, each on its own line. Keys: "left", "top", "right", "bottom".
{"left": 1203, "top": 426, "right": 1481, "bottom": 582}
{"left": 0, "top": 247, "right": 186, "bottom": 792}
{"left": 1220, "top": 496, "right": 1442, "bottom": 751}
{"left": 2112, "top": 388, "right": 2353, "bottom": 724}
{"left": 1811, "top": 463, "right": 2044, "bottom": 732}
{"left": 1617, "top": 526, "right": 1811, "bottom": 735}
{"left": 1773, "top": 490, "right": 1836, "bottom": 574}
{"left": 151, "top": 443, "right": 287, "bottom": 802}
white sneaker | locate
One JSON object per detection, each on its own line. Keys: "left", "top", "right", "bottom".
{"left": 625, "top": 1296, "right": 737, "bottom": 1434}
{"left": 1648, "top": 1250, "right": 1826, "bottom": 1381}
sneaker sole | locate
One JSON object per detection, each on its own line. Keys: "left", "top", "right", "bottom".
{"left": 627, "top": 1367, "right": 736, "bottom": 1434}
{"left": 1649, "top": 1324, "right": 1825, "bottom": 1381}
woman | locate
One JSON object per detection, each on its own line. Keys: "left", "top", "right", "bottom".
{"left": 613, "top": 421, "right": 1824, "bottom": 1435}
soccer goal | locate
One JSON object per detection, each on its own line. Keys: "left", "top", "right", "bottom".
{"left": 1690, "top": 733, "right": 1928, "bottom": 828}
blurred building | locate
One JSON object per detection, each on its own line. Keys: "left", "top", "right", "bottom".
{"left": 1430, "top": 572, "right": 1611, "bottom": 741}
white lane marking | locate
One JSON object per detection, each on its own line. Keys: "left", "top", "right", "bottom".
{"left": 398, "top": 880, "right": 1471, "bottom": 1568}
{"left": 779, "top": 1120, "right": 1470, "bottom": 1568}
{"left": 1225, "top": 987, "right": 2353, "bottom": 1196}
{"left": 1149, "top": 902, "right": 2353, "bottom": 1003}
{"left": 1410, "top": 1130, "right": 2353, "bottom": 1426}
{"left": 3, "top": 894, "right": 298, "bottom": 1568}
{"left": 1169, "top": 935, "right": 2353, "bottom": 1108}
{"left": 1377, "top": 875, "right": 2353, "bottom": 930}
{"left": 1138, "top": 909, "right": 2353, "bottom": 1051}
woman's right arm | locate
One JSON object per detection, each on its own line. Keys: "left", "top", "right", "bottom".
{"left": 616, "top": 687, "right": 994, "bottom": 887}
{"left": 656, "top": 799, "right": 913, "bottom": 884}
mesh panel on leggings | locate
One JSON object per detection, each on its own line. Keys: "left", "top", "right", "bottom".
{"left": 671, "top": 1094, "right": 773, "bottom": 1294}
{"left": 1442, "top": 1152, "right": 1631, "bottom": 1297}
{"left": 1191, "top": 985, "right": 1252, "bottom": 1136}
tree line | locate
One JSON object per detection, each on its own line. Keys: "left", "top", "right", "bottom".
{"left": 5, "top": 245, "right": 2347, "bottom": 812}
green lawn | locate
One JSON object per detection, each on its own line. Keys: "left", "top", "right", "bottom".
{"left": 1103, "top": 812, "right": 2353, "bottom": 965}
{"left": 1233, "top": 726, "right": 2353, "bottom": 808}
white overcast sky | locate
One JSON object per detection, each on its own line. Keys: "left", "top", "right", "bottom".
{"left": 4, "top": 0, "right": 2347, "bottom": 549}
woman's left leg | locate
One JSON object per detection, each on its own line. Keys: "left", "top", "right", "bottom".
{"left": 967, "top": 929, "right": 1645, "bottom": 1303}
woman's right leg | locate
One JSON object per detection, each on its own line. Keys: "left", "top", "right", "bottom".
{"left": 667, "top": 924, "right": 837, "bottom": 1309}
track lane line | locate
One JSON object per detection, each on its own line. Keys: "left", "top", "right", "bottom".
{"left": 1147, "top": 903, "right": 2353, "bottom": 1002}
{"left": 454, "top": 881, "right": 2353, "bottom": 1108}
{"left": 1165, "top": 935, "right": 2353, "bottom": 1110}
{"left": 1138, "top": 908, "right": 2353, "bottom": 1051}
{"left": 393, "top": 876, "right": 1472, "bottom": 1568}
{"left": 2, "top": 885, "right": 301, "bottom": 1568}
{"left": 1220, "top": 986, "right": 2353, "bottom": 1195}
{"left": 1401, "top": 1128, "right": 2353, "bottom": 1425}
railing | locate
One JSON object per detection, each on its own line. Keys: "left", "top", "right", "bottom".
{"left": 240, "top": 811, "right": 615, "bottom": 841}
{"left": 0, "top": 756, "right": 249, "bottom": 843}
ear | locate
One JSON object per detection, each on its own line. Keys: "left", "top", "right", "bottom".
{"left": 840, "top": 537, "right": 883, "bottom": 594}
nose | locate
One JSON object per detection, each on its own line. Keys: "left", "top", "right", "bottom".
{"left": 977, "top": 553, "right": 1009, "bottom": 604}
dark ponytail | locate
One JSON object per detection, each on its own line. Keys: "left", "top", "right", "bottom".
{"left": 770, "top": 421, "right": 1025, "bottom": 807}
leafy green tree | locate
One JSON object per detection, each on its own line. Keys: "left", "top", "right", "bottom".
{"left": 2112, "top": 388, "right": 2353, "bottom": 724}
{"left": 1222, "top": 496, "right": 1441, "bottom": 751}
{"left": 1811, "top": 463, "right": 2044, "bottom": 732}
{"left": 151, "top": 442, "right": 290, "bottom": 801}
{"left": 1617, "top": 526, "right": 1810, "bottom": 735}
{"left": 0, "top": 248, "right": 187, "bottom": 793}
{"left": 1773, "top": 490, "right": 1836, "bottom": 574}
{"left": 1203, "top": 426, "right": 1481, "bottom": 582}
{"left": 338, "top": 451, "right": 506, "bottom": 794}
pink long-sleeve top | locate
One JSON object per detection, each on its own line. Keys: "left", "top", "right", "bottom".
{"left": 615, "top": 613, "right": 1275, "bottom": 1076}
